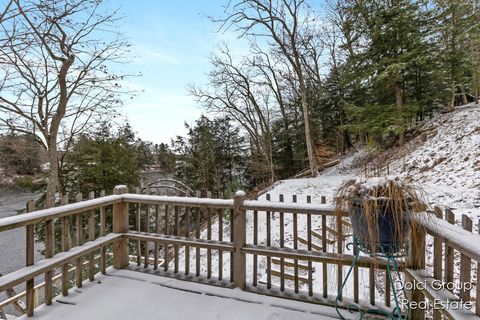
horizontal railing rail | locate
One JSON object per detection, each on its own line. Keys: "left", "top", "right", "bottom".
{"left": 0, "top": 195, "right": 122, "bottom": 232}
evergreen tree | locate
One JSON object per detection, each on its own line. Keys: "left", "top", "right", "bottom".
{"left": 434, "top": 0, "right": 472, "bottom": 110}
{"left": 333, "top": 0, "right": 439, "bottom": 146}
{"left": 172, "top": 116, "right": 246, "bottom": 195}
{"left": 62, "top": 121, "right": 152, "bottom": 195}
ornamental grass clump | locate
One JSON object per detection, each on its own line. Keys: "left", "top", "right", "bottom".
{"left": 335, "top": 177, "right": 429, "bottom": 255}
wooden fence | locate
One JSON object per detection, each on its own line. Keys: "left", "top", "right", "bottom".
{"left": 0, "top": 185, "right": 478, "bottom": 319}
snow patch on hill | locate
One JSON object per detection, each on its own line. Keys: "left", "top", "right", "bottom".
{"left": 392, "top": 104, "right": 480, "bottom": 210}
{"left": 266, "top": 104, "right": 480, "bottom": 219}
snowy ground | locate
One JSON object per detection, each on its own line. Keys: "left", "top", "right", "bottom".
{"left": 391, "top": 104, "right": 480, "bottom": 213}
{"left": 18, "top": 268, "right": 355, "bottom": 320}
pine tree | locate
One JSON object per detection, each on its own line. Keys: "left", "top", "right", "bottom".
{"left": 172, "top": 116, "right": 246, "bottom": 195}
{"left": 333, "top": 0, "right": 438, "bottom": 146}
{"left": 434, "top": 0, "right": 472, "bottom": 110}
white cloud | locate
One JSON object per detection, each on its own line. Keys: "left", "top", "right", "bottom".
{"left": 135, "top": 45, "right": 181, "bottom": 65}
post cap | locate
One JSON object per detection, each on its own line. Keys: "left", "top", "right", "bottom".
{"left": 113, "top": 185, "right": 129, "bottom": 195}
{"left": 235, "top": 190, "right": 246, "bottom": 197}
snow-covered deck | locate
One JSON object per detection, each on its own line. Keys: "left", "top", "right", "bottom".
{"left": 19, "top": 269, "right": 353, "bottom": 320}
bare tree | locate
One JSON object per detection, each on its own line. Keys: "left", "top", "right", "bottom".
{"left": 189, "top": 46, "right": 276, "bottom": 183}
{"left": 0, "top": 0, "right": 132, "bottom": 199}
{"left": 216, "top": 0, "right": 323, "bottom": 175}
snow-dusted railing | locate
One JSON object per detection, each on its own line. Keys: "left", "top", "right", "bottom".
{"left": 0, "top": 188, "right": 123, "bottom": 317}
{"left": 240, "top": 193, "right": 401, "bottom": 314}
{"left": 406, "top": 206, "right": 480, "bottom": 320}
{"left": 3, "top": 185, "right": 478, "bottom": 319}
{"left": 120, "top": 190, "right": 401, "bottom": 315}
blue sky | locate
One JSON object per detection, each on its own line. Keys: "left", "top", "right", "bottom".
{"left": 113, "top": 0, "right": 240, "bottom": 145}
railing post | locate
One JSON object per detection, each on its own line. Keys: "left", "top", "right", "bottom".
{"left": 113, "top": 185, "right": 129, "bottom": 269}
{"left": 233, "top": 190, "right": 246, "bottom": 289}
{"left": 406, "top": 223, "right": 426, "bottom": 319}
{"left": 25, "top": 200, "right": 34, "bottom": 317}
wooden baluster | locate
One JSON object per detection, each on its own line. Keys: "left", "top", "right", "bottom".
{"left": 307, "top": 195, "right": 313, "bottom": 296}
{"left": 369, "top": 265, "right": 375, "bottom": 305}
{"left": 205, "top": 192, "right": 212, "bottom": 279}
{"left": 99, "top": 190, "right": 107, "bottom": 274}
{"left": 174, "top": 205, "right": 179, "bottom": 273}
{"left": 353, "top": 242, "right": 359, "bottom": 303}
{"left": 185, "top": 206, "right": 190, "bottom": 276}
{"left": 433, "top": 206, "right": 443, "bottom": 280}
{"left": 154, "top": 197, "right": 160, "bottom": 270}
{"left": 135, "top": 187, "right": 141, "bottom": 266}
{"left": 385, "top": 269, "right": 391, "bottom": 307}
{"left": 337, "top": 208, "right": 343, "bottom": 300}
{"left": 233, "top": 191, "right": 246, "bottom": 289}
{"left": 445, "top": 208, "right": 455, "bottom": 286}
{"left": 75, "top": 192, "right": 83, "bottom": 288}
{"left": 253, "top": 206, "right": 258, "bottom": 286}
{"left": 266, "top": 193, "right": 272, "bottom": 289}
{"left": 195, "top": 206, "right": 201, "bottom": 277}
{"left": 292, "top": 195, "right": 299, "bottom": 293}
{"left": 460, "top": 214, "right": 472, "bottom": 301}
{"left": 61, "top": 196, "right": 70, "bottom": 296}
{"left": 321, "top": 196, "right": 328, "bottom": 299}
{"left": 477, "top": 219, "right": 480, "bottom": 317}
{"left": 230, "top": 207, "right": 234, "bottom": 283}
{"left": 207, "top": 206, "right": 212, "bottom": 279}
{"left": 407, "top": 217, "right": 426, "bottom": 320}
{"left": 164, "top": 204, "right": 170, "bottom": 272}
{"left": 433, "top": 206, "right": 443, "bottom": 320}
{"left": 144, "top": 193, "right": 150, "bottom": 268}
{"left": 44, "top": 197, "right": 54, "bottom": 306}
{"left": 165, "top": 204, "right": 170, "bottom": 235}
{"left": 26, "top": 200, "right": 34, "bottom": 317}
{"left": 88, "top": 191, "right": 95, "bottom": 281}
{"left": 219, "top": 206, "right": 224, "bottom": 281}
{"left": 279, "top": 194, "right": 285, "bottom": 291}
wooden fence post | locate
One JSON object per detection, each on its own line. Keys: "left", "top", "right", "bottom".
{"left": 113, "top": 185, "right": 129, "bottom": 269}
{"left": 44, "top": 197, "right": 54, "bottom": 306}
{"left": 406, "top": 222, "right": 426, "bottom": 320}
{"left": 233, "top": 190, "right": 246, "bottom": 289}
{"left": 25, "top": 200, "right": 34, "bottom": 317}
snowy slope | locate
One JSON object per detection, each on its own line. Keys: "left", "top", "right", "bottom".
{"left": 268, "top": 103, "right": 480, "bottom": 215}
{"left": 392, "top": 104, "right": 480, "bottom": 211}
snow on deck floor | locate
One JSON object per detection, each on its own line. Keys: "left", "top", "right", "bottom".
{"left": 20, "top": 269, "right": 355, "bottom": 320}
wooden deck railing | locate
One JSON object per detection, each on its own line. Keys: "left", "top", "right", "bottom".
{"left": 0, "top": 185, "right": 479, "bottom": 319}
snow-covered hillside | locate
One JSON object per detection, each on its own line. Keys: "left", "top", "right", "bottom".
{"left": 392, "top": 104, "right": 480, "bottom": 210}
{"left": 265, "top": 103, "right": 480, "bottom": 218}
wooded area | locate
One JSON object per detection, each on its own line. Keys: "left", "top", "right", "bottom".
{"left": 183, "top": 0, "right": 480, "bottom": 190}
{"left": 1, "top": 0, "right": 479, "bottom": 198}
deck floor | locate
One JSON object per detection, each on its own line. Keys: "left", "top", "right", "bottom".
{"left": 19, "top": 268, "right": 357, "bottom": 320}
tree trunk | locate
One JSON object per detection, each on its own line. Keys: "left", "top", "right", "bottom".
{"left": 460, "top": 85, "right": 468, "bottom": 105}
{"left": 450, "top": 80, "right": 456, "bottom": 112}
{"left": 46, "top": 138, "right": 59, "bottom": 202}
{"left": 300, "top": 94, "right": 318, "bottom": 175}
{"left": 395, "top": 83, "right": 405, "bottom": 146}
{"left": 265, "top": 133, "right": 275, "bottom": 184}
{"left": 475, "top": 87, "right": 479, "bottom": 105}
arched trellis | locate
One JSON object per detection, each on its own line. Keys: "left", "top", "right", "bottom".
{"left": 140, "top": 179, "right": 194, "bottom": 196}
